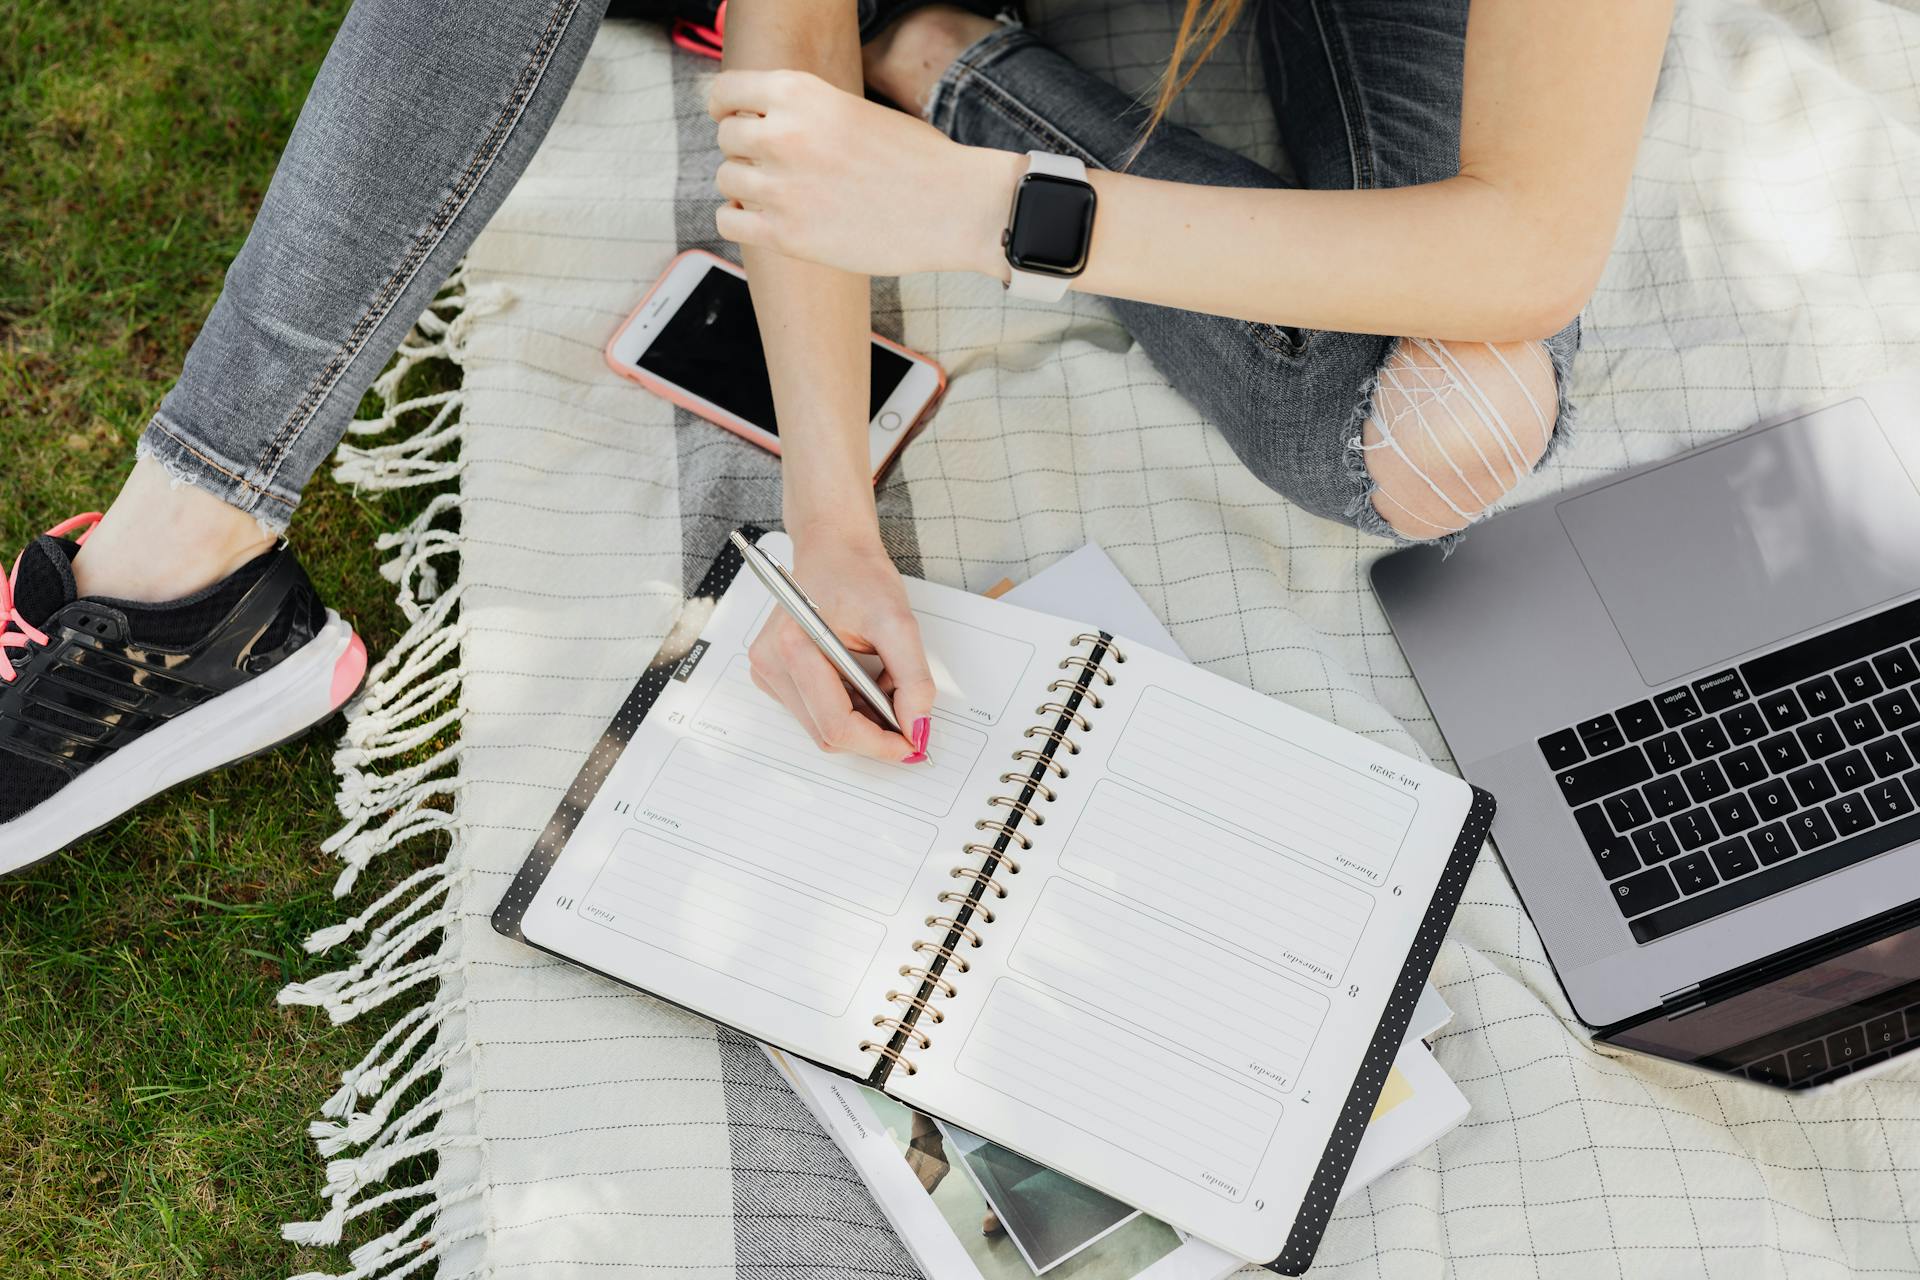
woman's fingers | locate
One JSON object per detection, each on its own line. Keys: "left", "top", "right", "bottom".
{"left": 742, "top": 541, "right": 934, "bottom": 765}
{"left": 714, "top": 159, "right": 765, "bottom": 205}
{"left": 705, "top": 68, "right": 788, "bottom": 121}
{"left": 715, "top": 114, "right": 766, "bottom": 160}
{"left": 749, "top": 639, "right": 831, "bottom": 751}
{"left": 777, "top": 626, "right": 914, "bottom": 763}
{"left": 868, "top": 611, "right": 937, "bottom": 758}
{"left": 714, "top": 202, "right": 767, "bottom": 248}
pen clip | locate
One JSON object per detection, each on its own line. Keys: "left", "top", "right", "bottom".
{"left": 765, "top": 550, "right": 820, "bottom": 613}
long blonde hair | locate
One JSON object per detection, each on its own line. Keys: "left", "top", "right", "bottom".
{"left": 1139, "top": 0, "right": 1250, "bottom": 149}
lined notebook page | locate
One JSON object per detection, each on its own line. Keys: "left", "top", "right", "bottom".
{"left": 893, "top": 642, "right": 1474, "bottom": 1261}
{"left": 516, "top": 535, "right": 1072, "bottom": 1078}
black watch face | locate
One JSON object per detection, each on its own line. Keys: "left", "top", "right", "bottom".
{"left": 1006, "top": 173, "right": 1096, "bottom": 277}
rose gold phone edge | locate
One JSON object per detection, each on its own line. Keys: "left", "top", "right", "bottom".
{"left": 605, "top": 248, "right": 948, "bottom": 483}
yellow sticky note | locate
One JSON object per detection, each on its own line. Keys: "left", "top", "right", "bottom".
{"left": 1370, "top": 1066, "right": 1413, "bottom": 1121}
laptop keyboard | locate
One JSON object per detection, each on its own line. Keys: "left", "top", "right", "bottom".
{"left": 1538, "top": 597, "right": 1920, "bottom": 944}
{"left": 1741, "top": 1002, "right": 1920, "bottom": 1088}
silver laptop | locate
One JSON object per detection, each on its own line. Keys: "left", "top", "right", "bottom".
{"left": 1373, "top": 376, "right": 1920, "bottom": 1091}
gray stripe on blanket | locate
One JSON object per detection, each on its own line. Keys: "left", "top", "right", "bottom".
{"left": 717, "top": 1031, "right": 924, "bottom": 1279}
{"left": 670, "top": 47, "right": 923, "bottom": 593}
{"left": 669, "top": 49, "right": 926, "bottom": 1276}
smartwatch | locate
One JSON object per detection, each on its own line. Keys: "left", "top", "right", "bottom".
{"left": 1001, "top": 151, "right": 1097, "bottom": 302}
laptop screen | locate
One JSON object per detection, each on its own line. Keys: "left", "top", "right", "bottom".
{"left": 1603, "top": 912, "right": 1920, "bottom": 1088}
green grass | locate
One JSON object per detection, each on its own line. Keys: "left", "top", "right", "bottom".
{"left": 1, "top": 4, "right": 445, "bottom": 1275}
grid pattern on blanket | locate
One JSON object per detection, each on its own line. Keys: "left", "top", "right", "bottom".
{"left": 292, "top": 2, "right": 1920, "bottom": 1277}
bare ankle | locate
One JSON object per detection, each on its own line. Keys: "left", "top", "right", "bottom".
{"left": 863, "top": 5, "right": 997, "bottom": 116}
{"left": 72, "top": 457, "right": 278, "bottom": 603}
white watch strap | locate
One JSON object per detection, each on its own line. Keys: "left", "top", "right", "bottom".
{"left": 1024, "top": 150, "right": 1086, "bottom": 181}
{"left": 1005, "top": 151, "right": 1088, "bottom": 303}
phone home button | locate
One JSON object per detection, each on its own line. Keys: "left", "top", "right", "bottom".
{"left": 879, "top": 411, "right": 903, "bottom": 432}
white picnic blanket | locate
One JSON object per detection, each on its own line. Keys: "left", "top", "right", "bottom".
{"left": 287, "top": 3, "right": 1920, "bottom": 1278}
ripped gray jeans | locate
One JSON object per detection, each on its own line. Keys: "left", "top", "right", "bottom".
{"left": 141, "top": 0, "right": 1576, "bottom": 541}
{"left": 925, "top": 7, "right": 1581, "bottom": 541}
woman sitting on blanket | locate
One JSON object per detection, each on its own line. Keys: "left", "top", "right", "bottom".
{"left": 0, "top": 0, "right": 1671, "bottom": 870}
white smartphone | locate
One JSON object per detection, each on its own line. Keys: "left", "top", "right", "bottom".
{"left": 605, "top": 248, "right": 947, "bottom": 480}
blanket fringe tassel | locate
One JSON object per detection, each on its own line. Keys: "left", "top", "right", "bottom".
{"left": 278, "top": 266, "right": 507, "bottom": 1280}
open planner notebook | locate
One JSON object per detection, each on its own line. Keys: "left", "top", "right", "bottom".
{"left": 495, "top": 530, "right": 1493, "bottom": 1270}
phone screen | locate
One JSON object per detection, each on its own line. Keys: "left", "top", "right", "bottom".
{"left": 635, "top": 266, "right": 912, "bottom": 437}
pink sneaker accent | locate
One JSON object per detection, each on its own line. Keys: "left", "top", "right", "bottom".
{"left": 1, "top": 512, "right": 104, "bottom": 683}
{"left": 671, "top": 0, "right": 726, "bottom": 59}
{"left": 331, "top": 632, "right": 368, "bottom": 708}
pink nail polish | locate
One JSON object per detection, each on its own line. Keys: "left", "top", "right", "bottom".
{"left": 900, "top": 716, "right": 931, "bottom": 764}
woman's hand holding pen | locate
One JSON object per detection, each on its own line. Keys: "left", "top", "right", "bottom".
{"left": 747, "top": 525, "right": 937, "bottom": 765}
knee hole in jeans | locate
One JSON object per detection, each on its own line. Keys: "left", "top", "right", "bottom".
{"left": 1247, "top": 321, "right": 1310, "bottom": 358}
{"left": 1360, "top": 337, "right": 1559, "bottom": 540}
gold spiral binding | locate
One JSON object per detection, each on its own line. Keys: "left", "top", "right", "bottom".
{"left": 925, "top": 915, "right": 983, "bottom": 948}
{"left": 988, "top": 795, "right": 1046, "bottom": 825}
{"left": 961, "top": 843, "right": 1020, "bottom": 873}
{"left": 912, "top": 939, "right": 972, "bottom": 973}
{"left": 886, "top": 988, "right": 946, "bottom": 1023}
{"left": 938, "top": 888, "right": 993, "bottom": 922}
{"left": 1071, "top": 633, "right": 1125, "bottom": 663}
{"left": 1057, "top": 655, "right": 1115, "bottom": 685}
{"left": 871, "top": 1015, "right": 933, "bottom": 1049}
{"left": 1000, "top": 771, "right": 1056, "bottom": 803}
{"left": 1047, "top": 677, "right": 1102, "bottom": 709}
{"left": 859, "top": 1039, "right": 919, "bottom": 1074}
{"left": 1023, "top": 724, "right": 1080, "bottom": 754}
{"left": 974, "top": 818, "right": 1032, "bottom": 849}
{"left": 898, "top": 964, "right": 958, "bottom": 998}
{"left": 950, "top": 866, "right": 1008, "bottom": 898}
{"left": 1035, "top": 701, "right": 1092, "bottom": 731}
{"left": 1010, "top": 748, "right": 1069, "bottom": 779}
{"left": 865, "top": 631, "right": 1120, "bottom": 1081}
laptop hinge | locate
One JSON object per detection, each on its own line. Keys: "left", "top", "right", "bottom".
{"left": 1658, "top": 898, "right": 1920, "bottom": 1028}
{"left": 1659, "top": 983, "right": 1705, "bottom": 1018}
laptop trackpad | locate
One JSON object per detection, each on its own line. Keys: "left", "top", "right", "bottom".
{"left": 1557, "top": 399, "right": 1920, "bottom": 686}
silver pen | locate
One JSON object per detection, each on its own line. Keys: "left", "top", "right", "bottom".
{"left": 729, "top": 531, "right": 929, "bottom": 759}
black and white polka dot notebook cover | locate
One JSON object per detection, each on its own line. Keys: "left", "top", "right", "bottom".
{"left": 491, "top": 527, "right": 762, "bottom": 951}
{"left": 491, "top": 526, "right": 1497, "bottom": 1274}
{"left": 1265, "top": 783, "right": 1493, "bottom": 1274}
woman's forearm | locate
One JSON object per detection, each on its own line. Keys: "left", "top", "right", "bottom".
{"left": 722, "top": 0, "right": 878, "bottom": 543}
{"left": 712, "top": 97, "right": 1641, "bottom": 344}
{"left": 710, "top": 0, "right": 1668, "bottom": 346}
{"left": 1031, "top": 0, "right": 1670, "bottom": 342}
{"left": 941, "top": 147, "right": 1596, "bottom": 341}
{"left": 969, "top": 164, "right": 1604, "bottom": 343}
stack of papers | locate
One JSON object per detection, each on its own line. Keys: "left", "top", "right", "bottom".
{"left": 764, "top": 545, "right": 1468, "bottom": 1279}
{"left": 767, "top": 985, "right": 1461, "bottom": 1279}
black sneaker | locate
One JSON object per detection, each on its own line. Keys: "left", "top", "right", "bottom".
{"left": 0, "top": 514, "right": 367, "bottom": 875}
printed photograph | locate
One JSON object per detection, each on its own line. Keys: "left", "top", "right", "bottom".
{"left": 864, "top": 1087, "right": 1183, "bottom": 1278}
